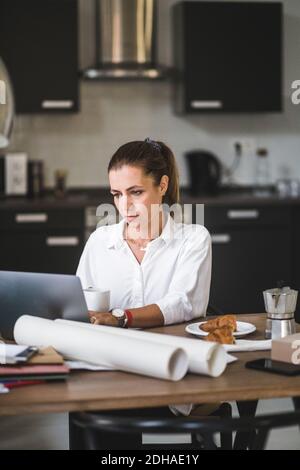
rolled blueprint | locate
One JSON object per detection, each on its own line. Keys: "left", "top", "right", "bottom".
{"left": 14, "top": 315, "right": 188, "bottom": 381}
{"left": 56, "top": 319, "right": 228, "bottom": 377}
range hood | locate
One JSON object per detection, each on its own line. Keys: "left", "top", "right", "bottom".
{"left": 83, "top": 0, "right": 167, "bottom": 80}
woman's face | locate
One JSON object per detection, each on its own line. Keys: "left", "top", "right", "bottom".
{"left": 109, "top": 165, "right": 168, "bottom": 227}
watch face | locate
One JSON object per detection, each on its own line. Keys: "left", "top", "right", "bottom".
{"left": 112, "top": 309, "right": 125, "bottom": 319}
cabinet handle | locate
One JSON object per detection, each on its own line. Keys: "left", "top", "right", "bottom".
{"left": 211, "top": 234, "right": 231, "bottom": 244}
{"left": 15, "top": 213, "right": 48, "bottom": 223}
{"left": 227, "top": 210, "right": 259, "bottom": 219}
{"left": 46, "top": 237, "right": 79, "bottom": 247}
{"left": 41, "top": 100, "right": 74, "bottom": 109}
{"left": 190, "top": 100, "right": 223, "bottom": 109}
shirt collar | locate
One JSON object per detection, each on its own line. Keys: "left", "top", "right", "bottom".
{"left": 107, "top": 218, "right": 127, "bottom": 250}
{"left": 158, "top": 211, "right": 176, "bottom": 245}
{"left": 107, "top": 211, "right": 176, "bottom": 250}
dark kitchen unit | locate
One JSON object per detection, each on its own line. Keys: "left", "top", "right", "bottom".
{"left": 0, "top": 0, "right": 79, "bottom": 113}
{"left": 172, "top": 1, "right": 283, "bottom": 114}
{"left": 0, "top": 204, "right": 85, "bottom": 275}
{"left": 204, "top": 204, "right": 292, "bottom": 316}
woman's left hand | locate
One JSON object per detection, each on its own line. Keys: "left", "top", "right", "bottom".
{"left": 88, "top": 311, "right": 118, "bottom": 327}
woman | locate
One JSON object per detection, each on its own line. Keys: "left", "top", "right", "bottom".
{"left": 73, "top": 140, "right": 218, "bottom": 448}
{"left": 76, "top": 138, "right": 212, "bottom": 330}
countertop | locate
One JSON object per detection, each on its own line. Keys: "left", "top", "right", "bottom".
{"left": 1, "top": 186, "right": 300, "bottom": 210}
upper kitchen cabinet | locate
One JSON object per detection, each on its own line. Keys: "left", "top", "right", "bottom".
{"left": 172, "top": 1, "right": 283, "bottom": 114}
{"left": 0, "top": 0, "right": 79, "bottom": 113}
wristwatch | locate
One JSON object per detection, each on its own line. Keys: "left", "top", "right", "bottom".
{"left": 111, "top": 308, "right": 127, "bottom": 328}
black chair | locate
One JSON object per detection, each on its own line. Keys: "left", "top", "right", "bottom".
{"left": 70, "top": 408, "right": 300, "bottom": 451}
{"left": 207, "top": 302, "right": 224, "bottom": 316}
{"left": 69, "top": 403, "right": 232, "bottom": 450}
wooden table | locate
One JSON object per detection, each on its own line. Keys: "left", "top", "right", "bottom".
{"left": 1, "top": 314, "right": 300, "bottom": 417}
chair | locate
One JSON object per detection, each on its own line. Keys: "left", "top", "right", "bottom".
{"left": 70, "top": 408, "right": 300, "bottom": 450}
{"left": 207, "top": 302, "right": 224, "bottom": 316}
{"left": 69, "top": 403, "right": 232, "bottom": 450}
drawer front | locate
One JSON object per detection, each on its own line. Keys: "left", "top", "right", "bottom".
{"left": 205, "top": 205, "right": 291, "bottom": 228}
{"left": 0, "top": 229, "right": 84, "bottom": 274}
{"left": 0, "top": 208, "right": 85, "bottom": 230}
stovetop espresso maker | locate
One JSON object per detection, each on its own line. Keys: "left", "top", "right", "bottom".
{"left": 264, "top": 281, "right": 298, "bottom": 340}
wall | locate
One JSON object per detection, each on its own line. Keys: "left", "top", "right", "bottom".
{"left": 8, "top": 0, "right": 300, "bottom": 189}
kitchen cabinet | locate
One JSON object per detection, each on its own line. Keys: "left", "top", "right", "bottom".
{"left": 172, "top": 1, "right": 283, "bottom": 114}
{"left": 0, "top": 208, "right": 85, "bottom": 274}
{"left": 0, "top": 0, "right": 79, "bottom": 113}
{"left": 204, "top": 205, "right": 292, "bottom": 314}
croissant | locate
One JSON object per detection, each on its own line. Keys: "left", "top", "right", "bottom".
{"left": 204, "top": 326, "right": 236, "bottom": 345}
{"left": 200, "top": 315, "right": 237, "bottom": 333}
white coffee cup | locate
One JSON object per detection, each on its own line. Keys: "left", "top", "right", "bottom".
{"left": 83, "top": 287, "right": 110, "bottom": 312}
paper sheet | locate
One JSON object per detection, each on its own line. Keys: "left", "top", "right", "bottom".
{"left": 0, "top": 383, "right": 9, "bottom": 394}
{"left": 14, "top": 316, "right": 188, "bottom": 381}
{"left": 224, "top": 339, "right": 272, "bottom": 352}
{"left": 1, "top": 345, "right": 29, "bottom": 355}
{"left": 0, "top": 344, "right": 30, "bottom": 365}
{"left": 56, "top": 318, "right": 228, "bottom": 378}
{"left": 65, "top": 361, "right": 114, "bottom": 371}
{"left": 226, "top": 354, "right": 238, "bottom": 363}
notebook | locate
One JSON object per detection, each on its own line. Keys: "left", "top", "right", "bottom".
{"left": 0, "top": 364, "right": 69, "bottom": 382}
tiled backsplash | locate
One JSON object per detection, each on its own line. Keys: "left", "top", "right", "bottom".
{"left": 7, "top": 0, "right": 300, "bottom": 189}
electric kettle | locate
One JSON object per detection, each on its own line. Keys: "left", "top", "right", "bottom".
{"left": 185, "top": 150, "right": 222, "bottom": 196}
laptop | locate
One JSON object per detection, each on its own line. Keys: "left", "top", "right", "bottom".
{"left": 0, "top": 271, "right": 89, "bottom": 340}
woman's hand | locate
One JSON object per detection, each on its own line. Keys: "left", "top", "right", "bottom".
{"left": 88, "top": 311, "right": 118, "bottom": 327}
{"left": 88, "top": 304, "right": 164, "bottom": 329}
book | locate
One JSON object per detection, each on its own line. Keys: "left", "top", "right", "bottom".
{"left": 0, "top": 364, "right": 69, "bottom": 382}
{"left": 3, "top": 380, "right": 46, "bottom": 389}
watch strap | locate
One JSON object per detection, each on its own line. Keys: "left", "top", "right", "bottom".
{"left": 124, "top": 309, "right": 133, "bottom": 328}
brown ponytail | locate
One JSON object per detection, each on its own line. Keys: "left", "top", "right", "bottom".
{"left": 108, "top": 139, "right": 180, "bottom": 206}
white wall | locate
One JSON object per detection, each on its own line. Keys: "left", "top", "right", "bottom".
{"left": 8, "top": 0, "right": 300, "bottom": 188}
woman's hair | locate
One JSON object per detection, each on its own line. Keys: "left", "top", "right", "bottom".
{"left": 107, "top": 139, "right": 180, "bottom": 206}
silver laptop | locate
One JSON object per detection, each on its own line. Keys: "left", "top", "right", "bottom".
{"left": 0, "top": 271, "right": 89, "bottom": 340}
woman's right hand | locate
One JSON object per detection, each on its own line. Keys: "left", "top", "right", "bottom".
{"left": 88, "top": 311, "right": 119, "bottom": 327}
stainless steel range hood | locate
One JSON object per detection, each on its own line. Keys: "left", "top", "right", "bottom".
{"left": 83, "top": 0, "right": 167, "bottom": 79}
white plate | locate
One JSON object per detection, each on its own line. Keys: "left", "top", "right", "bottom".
{"left": 185, "top": 321, "right": 256, "bottom": 338}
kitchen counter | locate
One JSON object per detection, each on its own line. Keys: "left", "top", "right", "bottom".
{"left": 182, "top": 187, "right": 300, "bottom": 206}
{"left": 0, "top": 190, "right": 112, "bottom": 211}
{"left": 1, "top": 186, "right": 300, "bottom": 209}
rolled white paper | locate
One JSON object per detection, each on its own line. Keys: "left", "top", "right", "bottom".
{"left": 56, "top": 319, "right": 227, "bottom": 378}
{"left": 83, "top": 287, "right": 110, "bottom": 312}
{"left": 14, "top": 315, "right": 188, "bottom": 381}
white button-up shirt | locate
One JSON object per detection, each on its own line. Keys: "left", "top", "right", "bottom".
{"left": 76, "top": 213, "right": 212, "bottom": 325}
